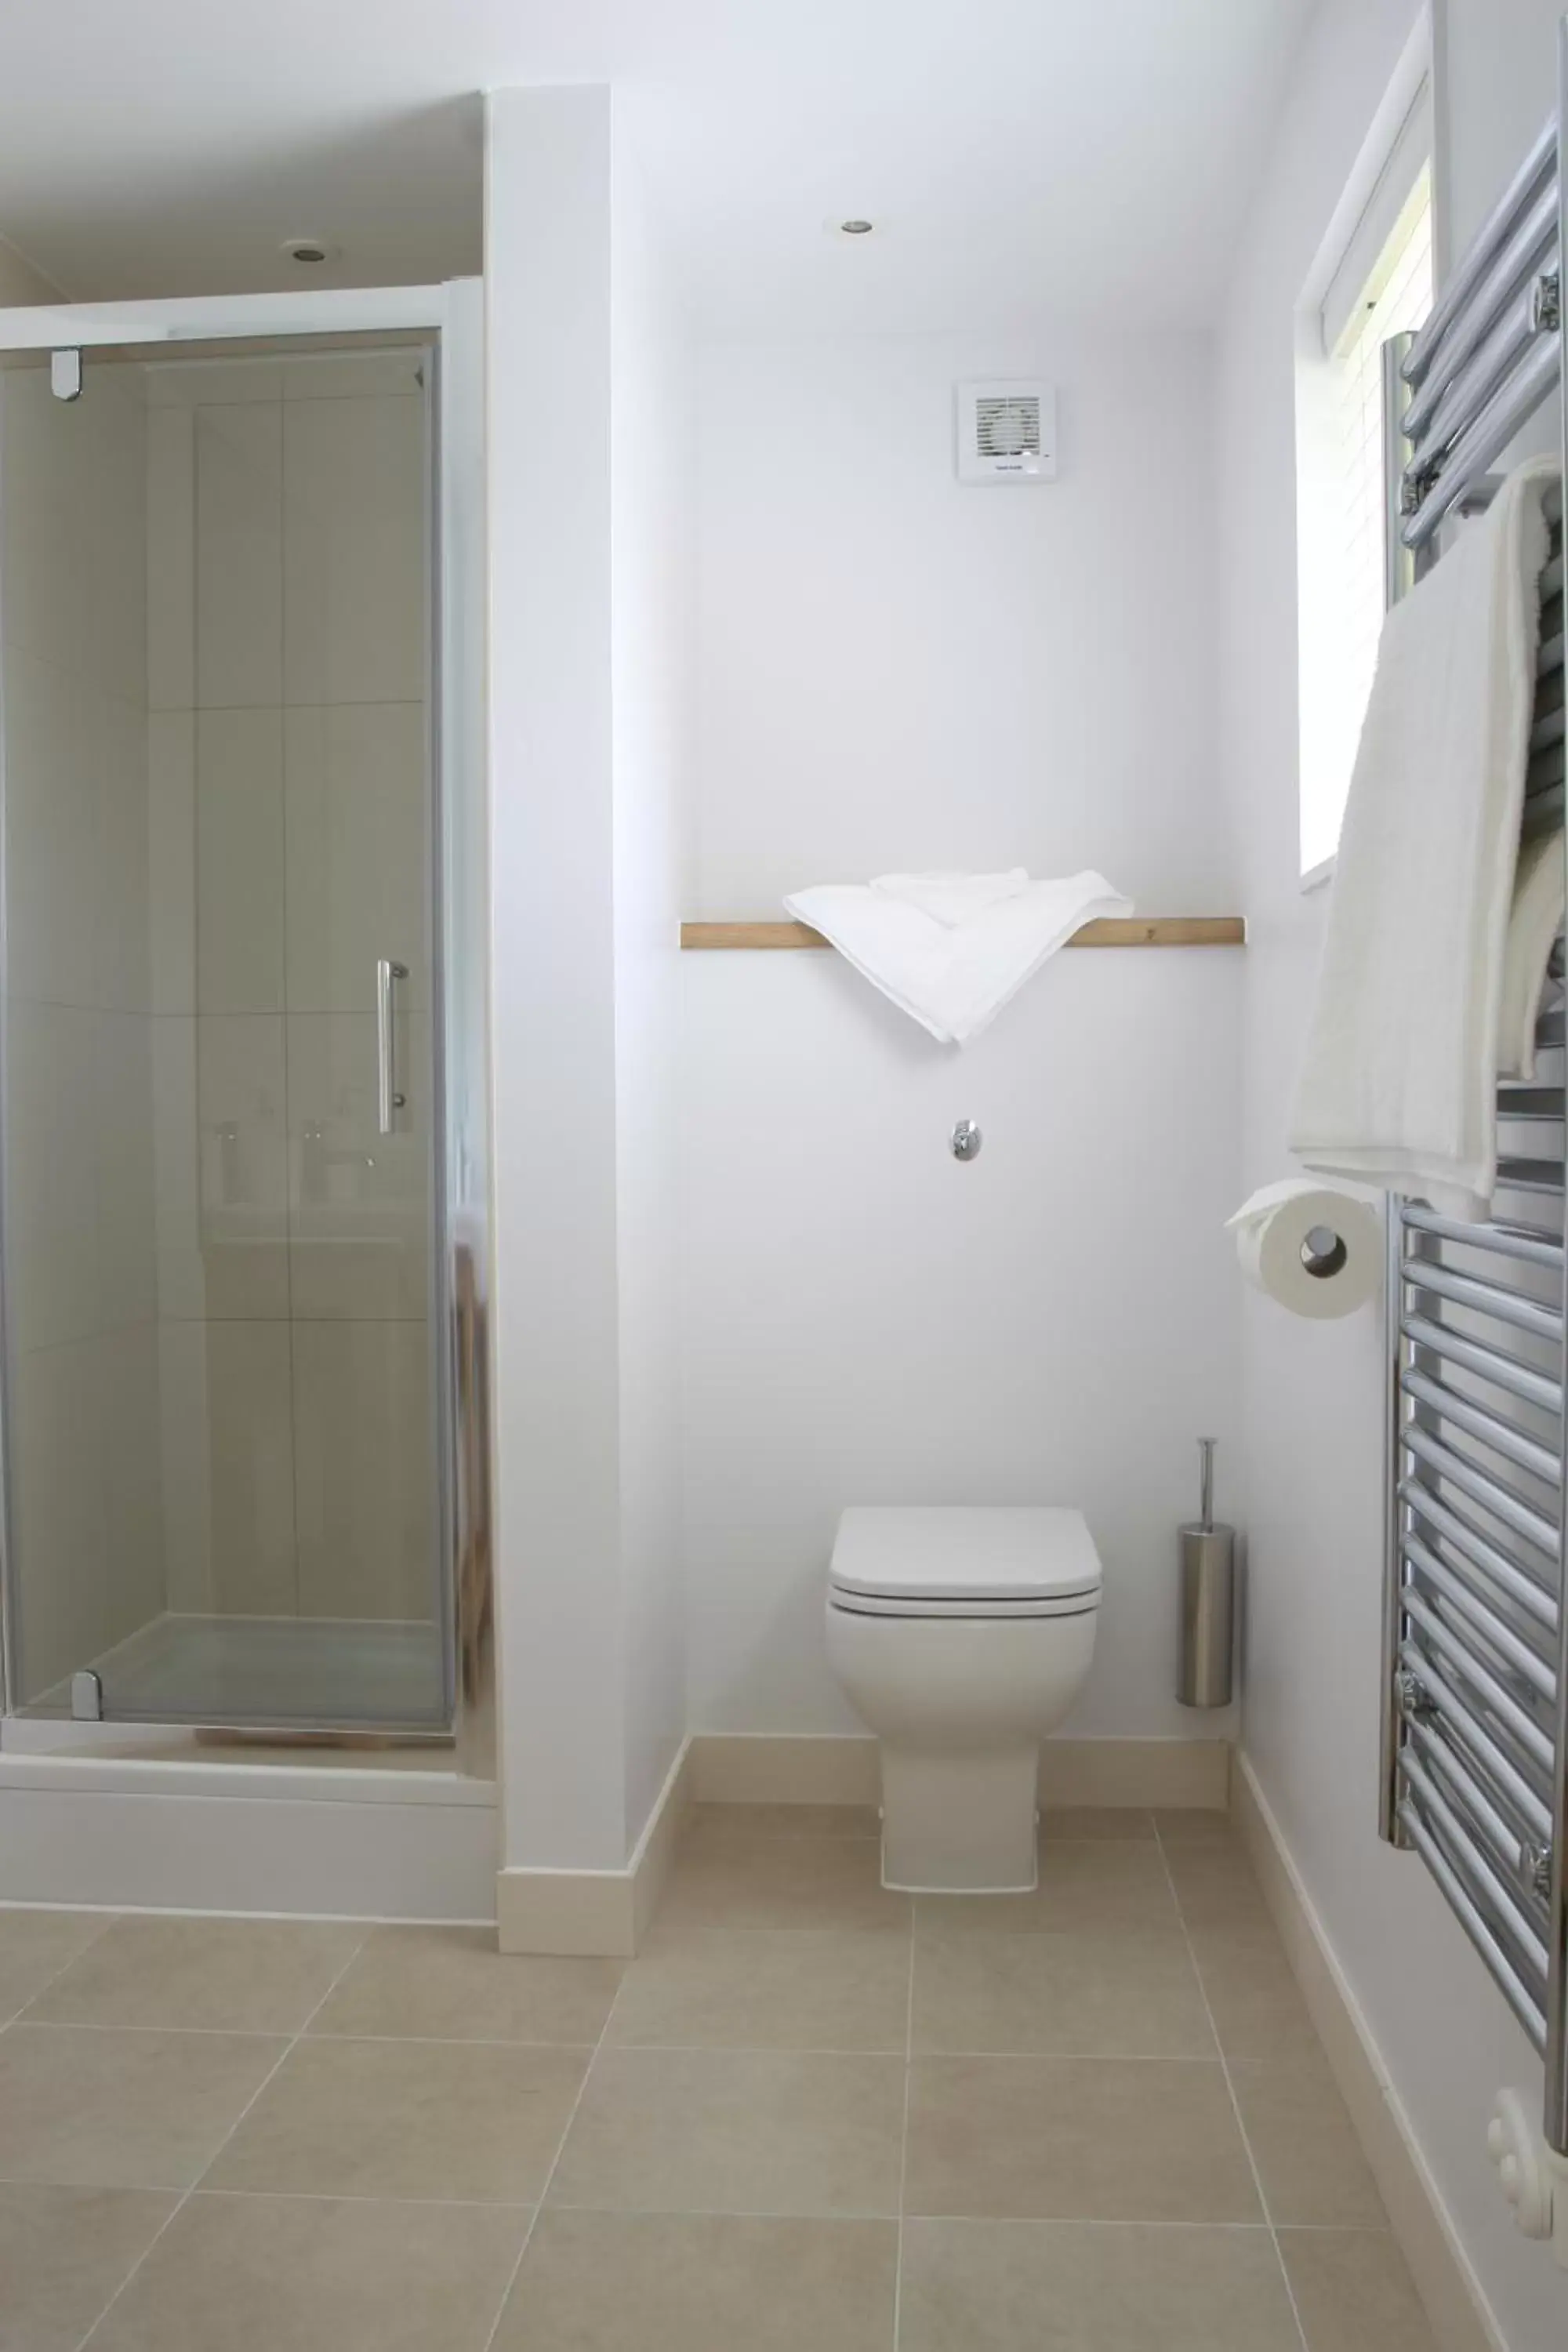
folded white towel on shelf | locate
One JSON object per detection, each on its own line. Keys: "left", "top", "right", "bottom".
{"left": 785, "top": 868, "right": 1133, "bottom": 1044}
{"left": 1290, "top": 454, "right": 1557, "bottom": 1221}
{"left": 870, "top": 869, "right": 1029, "bottom": 926}
{"left": 1497, "top": 829, "right": 1564, "bottom": 1082}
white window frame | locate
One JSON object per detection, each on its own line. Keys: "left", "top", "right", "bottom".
{"left": 1293, "top": 14, "right": 1435, "bottom": 888}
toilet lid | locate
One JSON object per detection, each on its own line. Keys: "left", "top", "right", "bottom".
{"left": 829, "top": 1506, "right": 1103, "bottom": 1606}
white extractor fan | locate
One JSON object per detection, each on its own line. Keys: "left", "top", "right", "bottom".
{"left": 956, "top": 380, "right": 1057, "bottom": 484}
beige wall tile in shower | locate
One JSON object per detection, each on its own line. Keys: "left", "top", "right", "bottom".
{"left": 281, "top": 350, "right": 426, "bottom": 401}
{"left": 6, "top": 1000, "right": 102, "bottom": 1352}
{"left": 194, "top": 401, "right": 282, "bottom": 709}
{"left": 94, "top": 1323, "right": 169, "bottom": 1649}
{"left": 283, "top": 702, "right": 428, "bottom": 1013}
{"left": 93, "top": 690, "right": 152, "bottom": 1013}
{"left": 2, "top": 645, "right": 98, "bottom": 1007}
{"left": 1, "top": 368, "right": 80, "bottom": 678}
{"left": 205, "top": 1320, "right": 299, "bottom": 1617}
{"left": 283, "top": 395, "right": 426, "bottom": 706}
{"left": 292, "top": 1319, "right": 431, "bottom": 1621}
{"left": 151, "top": 1016, "right": 204, "bottom": 1321}
{"left": 9, "top": 1338, "right": 111, "bottom": 1701}
{"left": 146, "top": 358, "right": 284, "bottom": 408}
{"left": 149, "top": 711, "right": 197, "bottom": 1014}
{"left": 196, "top": 708, "right": 285, "bottom": 1014}
{"left": 287, "top": 1013, "right": 430, "bottom": 1320}
{"left": 146, "top": 405, "right": 195, "bottom": 710}
{"left": 80, "top": 368, "right": 150, "bottom": 712}
{"left": 158, "top": 1319, "right": 214, "bottom": 1614}
{"left": 194, "top": 1014, "right": 289, "bottom": 1319}
{"left": 94, "top": 1011, "right": 158, "bottom": 1335}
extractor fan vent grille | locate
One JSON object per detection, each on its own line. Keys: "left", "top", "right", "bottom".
{"left": 975, "top": 393, "right": 1041, "bottom": 459}
{"left": 956, "top": 379, "right": 1057, "bottom": 484}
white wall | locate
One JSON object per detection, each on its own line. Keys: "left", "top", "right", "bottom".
{"left": 611, "top": 123, "right": 692, "bottom": 1838}
{"left": 681, "top": 330, "right": 1243, "bottom": 1738}
{"left": 485, "top": 85, "right": 690, "bottom": 1872}
{"left": 1220, "top": 3, "right": 1568, "bottom": 2344}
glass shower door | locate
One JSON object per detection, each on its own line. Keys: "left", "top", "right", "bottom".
{"left": 0, "top": 328, "right": 449, "bottom": 1732}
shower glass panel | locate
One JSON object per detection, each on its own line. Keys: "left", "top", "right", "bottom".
{"left": 0, "top": 332, "right": 450, "bottom": 1732}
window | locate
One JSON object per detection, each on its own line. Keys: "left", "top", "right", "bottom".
{"left": 1296, "top": 73, "right": 1433, "bottom": 879}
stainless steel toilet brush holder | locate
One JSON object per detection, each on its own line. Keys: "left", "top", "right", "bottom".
{"left": 1178, "top": 1437, "right": 1234, "bottom": 1709}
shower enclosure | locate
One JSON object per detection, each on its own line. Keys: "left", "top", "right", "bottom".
{"left": 0, "top": 286, "right": 487, "bottom": 1746}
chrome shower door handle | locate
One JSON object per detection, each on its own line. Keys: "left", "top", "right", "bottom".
{"left": 376, "top": 957, "right": 408, "bottom": 1134}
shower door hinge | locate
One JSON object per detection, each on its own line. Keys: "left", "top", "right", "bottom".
{"left": 49, "top": 349, "right": 82, "bottom": 403}
{"left": 69, "top": 1668, "right": 103, "bottom": 1722}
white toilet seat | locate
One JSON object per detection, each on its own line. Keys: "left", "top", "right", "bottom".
{"left": 827, "top": 1586, "right": 1098, "bottom": 1620}
{"left": 829, "top": 1504, "right": 1102, "bottom": 1616}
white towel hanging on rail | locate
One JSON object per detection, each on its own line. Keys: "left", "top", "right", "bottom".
{"left": 784, "top": 868, "right": 1132, "bottom": 1044}
{"left": 1290, "top": 455, "right": 1556, "bottom": 1218}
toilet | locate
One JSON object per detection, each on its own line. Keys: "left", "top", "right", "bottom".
{"left": 826, "top": 1505, "right": 1102, "bottom": 1894}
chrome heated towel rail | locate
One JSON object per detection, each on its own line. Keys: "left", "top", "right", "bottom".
{"left": 1379, "top": 53, "right": 1568, "bottom": 2161}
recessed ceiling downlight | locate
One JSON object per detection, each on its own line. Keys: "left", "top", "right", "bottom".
{"left": 838, "top": 218, "right": 875, "bottom": 237}
{"left": 281, "top": 236, "right": 336, "bottom": 267}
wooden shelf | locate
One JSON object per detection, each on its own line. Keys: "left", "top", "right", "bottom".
{"left": 681, "top": 916, "right": 1246, "bottom": 951}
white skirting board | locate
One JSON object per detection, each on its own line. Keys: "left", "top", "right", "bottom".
{"left": 686, "top": 1732, "right": 1232, "bottom": 1811}
{"left": 0, "top": 1750, "right": 499, "bottom": 1922}
{"left": 497, "top": 1737, "right": 693, "bottom": 1958}
{"left": 495, "top": 1735, "right": 1228, "bottom": 1957}
{"left": 1232, "top": 1754, "right": 1504, "bottom": 2352}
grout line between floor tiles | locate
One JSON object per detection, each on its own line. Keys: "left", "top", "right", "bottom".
{"left": 0, "top": 1909, "right": 124, "bottom": 2032}
{"left": 69, "top": 1918, "right": 374, "bottom": 2352}
{"left": 474, "top": 1951, "right": 630, "bottom": 2352}
{"left": 1152, "top": 1818, "right": 1313, "bottom": 2352}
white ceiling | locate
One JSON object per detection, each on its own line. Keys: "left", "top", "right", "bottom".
{"left": 0, "top": 0, "right": 1313, "bottom": 332}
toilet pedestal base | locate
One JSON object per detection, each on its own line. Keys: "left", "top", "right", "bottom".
{"left": 877, "top": 1742, "right": 1039, "bottom": 1893}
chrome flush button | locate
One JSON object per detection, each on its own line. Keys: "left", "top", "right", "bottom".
{"left": 950, "top": 1119, "right": 982, "bottom": 1162}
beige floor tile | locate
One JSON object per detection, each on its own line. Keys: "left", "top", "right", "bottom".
{"left": 686, "top": 1803, "right": 881, "bottom": 1840}
{"left": 1161, "top": 1842, "right": 1272, "bottom": 1931}
{"left": 903, "top": 2055, "right": 1261, "bottom": 2222}
{"left": 205, "top": 2036, "right": 586, "bottom": 2204}
{"left": 1039, "top": 1807, "right": 1155, "bottom": 1841}
{"left": 88, "top": 2190, "right": 529, "bottom": 2352}
{"left": 1156, "top": 1809, "right": 1240, "bottom": 1843}
{"left": 912, "top": 1925, "right": 1214, "bottom": 2056}
{"left": 27, "top": 1915, "right": 364, "bottom": 2034}
{"left": 610, "top": 1927, "right": 909, "bottom": 2051}
{"left": 548, "top": 2045, "right": 905, "bottom": 2216}
{"left": 1279, "top": 2227, "right": 1439, "bottom": 2351}
{"left": 310, "top": 1926, "right": 623, "bottom": 2045}
{"left": 0, "top": 2023, "right": 286, "bottom": 2189}
{"left": 660, "top": 1834, "right": 911, "bottom": 1933}
{"left": 0, "top": 1908, "right": 114, "bottom": 2019}
{"left": 1230, "top": 2059, "right": 1387, "bottom": 2226}
{"left": 0, "top": 2181, "right": 175, "bottom": 2352}
{"left": 916, "top": 1842, "right": 1178, "bottom": 1936}
{"left": 1187, "top": 1918, "right": 1320, "bottom": 2060}
{"left": 495, "top": 2209, "right": 898, "bottom": 2350}
{"left": 900, "top": 2218, "right": 1302, "bottom": 2350}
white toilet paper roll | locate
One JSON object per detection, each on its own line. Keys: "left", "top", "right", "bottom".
{"left": 1226, "top": 1179, "right": 1381, "bottom": 1320}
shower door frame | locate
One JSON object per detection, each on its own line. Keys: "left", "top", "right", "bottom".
{"left": 0, "top": 282, "right": 492, "bottom": 1773}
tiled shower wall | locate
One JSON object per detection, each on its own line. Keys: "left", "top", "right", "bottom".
{"left": 0, "top": 363, "right": 165, "bottom": 1698}
{"left": 144, "top": 350, "right": 433, "bottom": 1629}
